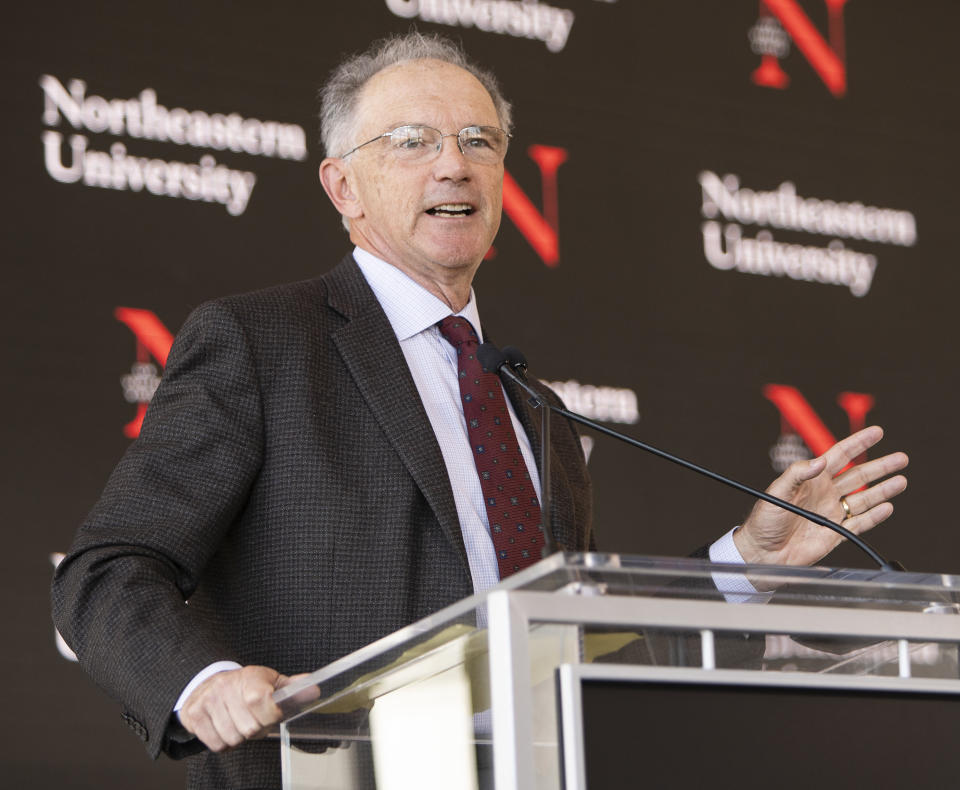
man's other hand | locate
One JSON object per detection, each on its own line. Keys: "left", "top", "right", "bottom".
{"left": 178, "top": 665, "right": 308, "bottom": 752}
{"left": 735, "top": 425, "right": 908, "bottom": 567}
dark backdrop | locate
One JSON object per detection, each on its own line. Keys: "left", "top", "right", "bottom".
{"left": 4, "top": 1, "right": 957, "bottom": 785}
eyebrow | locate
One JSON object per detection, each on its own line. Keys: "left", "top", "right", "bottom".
{"left": 381, "top": 122, "right": 490, "bottom": 132}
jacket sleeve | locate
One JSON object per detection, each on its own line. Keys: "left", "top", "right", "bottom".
{"left": 51, "top": 299, "right": 265, "bottom": 758}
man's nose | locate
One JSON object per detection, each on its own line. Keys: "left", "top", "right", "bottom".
{"left": 433, "top": 134, "right": 470, "bottom": 179}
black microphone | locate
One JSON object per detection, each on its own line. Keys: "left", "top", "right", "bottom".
{"left": 479, "top": 342, "right": 902, "bottom": 573}
{"left": 502, "top": 346, "right": 528, "bottom": 376}
{"left": 477, "top": 343, "right": 508, "bottom": 374}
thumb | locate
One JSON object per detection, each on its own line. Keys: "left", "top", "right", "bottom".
{"left": 274, "top": 673, "right": 321, "bottom": 706}
{"left": 766, "top": 455, "right": 826, "bottom": 501}
{"left": 275, "top": 672, "right": 312, "bottom": 688}
{"left": 794, "top": 455, "right": 827, "bottom": 484}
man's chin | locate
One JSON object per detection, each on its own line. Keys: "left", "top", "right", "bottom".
{"left": 434, "top": 252, "right": 489, "bottom": 272}
{"left": 418, "top": 239, "right": 492, "bottom": 271}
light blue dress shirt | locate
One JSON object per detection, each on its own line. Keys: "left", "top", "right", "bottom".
{"left": 352, "top": 246, "right": 543, "bottom": 596}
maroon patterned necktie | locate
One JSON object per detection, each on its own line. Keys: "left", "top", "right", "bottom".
{"left": 438, "top": 316, "right": 544, "bottom": 578}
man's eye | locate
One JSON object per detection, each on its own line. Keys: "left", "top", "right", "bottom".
{"left": 393, "top": 136, "right": 424, "bottom": 150}
{"left": 463, "top": 136, "right": 492, "bottom": 149}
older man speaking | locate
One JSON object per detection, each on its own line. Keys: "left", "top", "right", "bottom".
{"left": 52, "top": 32, "right": 907, "bottom": 789}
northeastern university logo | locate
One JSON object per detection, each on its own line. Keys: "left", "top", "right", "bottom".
{"left": 765, "top": 384, "right": 874, "bottom": 472}
{"left": 116, "top": 307, "right": 172, "bottom": 438}
{"left": 749, "top": 0, "right": 848, "bottom": 97}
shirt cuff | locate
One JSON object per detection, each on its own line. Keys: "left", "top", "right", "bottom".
{"left": 708, "top": 527, "right": 769, "bottom": 603}
{"left": 174, "top": 661, "right": 243, "bottom": 715}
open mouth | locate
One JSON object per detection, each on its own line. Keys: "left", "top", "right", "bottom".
{"left": 425, "top": 203, "right": 475, "bottom": 218}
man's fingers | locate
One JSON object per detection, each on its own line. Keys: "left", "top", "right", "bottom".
{"left": 834, "top": 452, "right": 909, "bottom": 494}
{"left": 180, "top": 665, "right": 287, "bottom": 752}
{"left": 184, "top": 711, "right": 228, "bottom": 753}
{"left": 276, "top": 672, "right": 323, "bottom": 707}
{"left": 207, "top": 696, "right": 249, "bottom": 749}
{"left": 179, "top": 696, "right": 231, "bottom": 752}
{"left": 778, "top": 429, "right": 904, "bottom": 497}
{"left": 240, "top": 671, "right": 285, "bottom": 731}
{"left": 277, "top": 672, "right": 311, "bottom": 686}
{"left": 225, "top": 690, "right": 274, "bottom": 741}
{"left": 219, "top": 666, "right": 284, "bottom": 736}
{"left": 822, "top": 425, "right": 885, "bottom": 475}
{"left": 845, "top": 501, "right": 895, "bottom": 535}
{"left": 843, "top": 475, "right": 908, "bottom": 517}
{"left": 186, "top": 697, "right": 245, "bottom": 751}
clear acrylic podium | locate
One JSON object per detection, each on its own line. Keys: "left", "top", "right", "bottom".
{"left": 272, "top": 553, "right": 960, "bottom": 789}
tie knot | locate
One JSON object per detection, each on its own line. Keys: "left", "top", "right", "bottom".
{"left": 438, "top": 316, "right": 478, "bottom": 348}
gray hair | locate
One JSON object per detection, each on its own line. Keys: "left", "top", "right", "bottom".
{"left": 319, "top": 31, "right": 513, "bottom": 161}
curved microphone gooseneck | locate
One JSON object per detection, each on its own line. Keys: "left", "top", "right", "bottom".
{"left": 478, "top": 342, "right": 902, "bottom": 572}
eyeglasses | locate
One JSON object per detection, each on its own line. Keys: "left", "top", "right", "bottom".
{"left": 339, "top": 124, "right": 511, "bottom": 165}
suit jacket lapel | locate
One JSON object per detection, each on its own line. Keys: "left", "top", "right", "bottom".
{"left": 324, "top": 255, "right": 469, "bottom": 575}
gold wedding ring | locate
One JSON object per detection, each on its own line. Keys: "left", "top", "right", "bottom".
{"left": 840, "top": 496, "right": 852, "bottom": 521}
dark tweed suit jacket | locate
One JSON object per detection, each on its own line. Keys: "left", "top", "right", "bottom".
{"left": 52, "top": 254, "right": 593, "bottom": 789}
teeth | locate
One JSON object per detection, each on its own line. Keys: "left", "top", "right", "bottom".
{"left": 428, "top": 203, "right": 473, "bottom": 216}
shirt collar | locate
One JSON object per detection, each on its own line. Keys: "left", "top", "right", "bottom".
{"left": 352, "top": 246, "right": 484, "bottom": 342}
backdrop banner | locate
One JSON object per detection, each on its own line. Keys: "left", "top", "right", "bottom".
{"left": 4, "top": 1, "right": 958, "bottom": 785}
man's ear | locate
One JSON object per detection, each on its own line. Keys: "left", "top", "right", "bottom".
{"left": 319, "top": 158, "right": 364, "bottom": 220}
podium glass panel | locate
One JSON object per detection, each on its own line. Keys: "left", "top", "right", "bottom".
{"left": 273, "top": 553, "right": 960, "bottom": 790}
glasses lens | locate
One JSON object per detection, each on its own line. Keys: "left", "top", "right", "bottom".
{"left": 458, "top": 126, "right": 508, "bottom": 163}
{"left": 388, "top": 125, "right": 440, "bottom": 159}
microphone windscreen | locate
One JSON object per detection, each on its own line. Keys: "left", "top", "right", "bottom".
{"left": 477, "top": 343, "right": 508, "bottom": 373}
{"left": 502, "top": 346, "right": 528, "bottom": 370}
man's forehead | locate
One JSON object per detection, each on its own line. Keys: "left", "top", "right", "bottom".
{"left": 354, "top": 59, "right": 498, "bottom": 131}
{"left": 366, "top": 57, "right": 475, "bottom": 88}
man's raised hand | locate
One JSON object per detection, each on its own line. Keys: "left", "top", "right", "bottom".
{"left": 735, "top": 426, "right": 908, "bottom": 567}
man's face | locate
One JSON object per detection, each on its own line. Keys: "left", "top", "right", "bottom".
{"left": 342, "top": 59, "right": 504, "bottom": 285}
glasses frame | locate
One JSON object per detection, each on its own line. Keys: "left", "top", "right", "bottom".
{"left": 338, "top": 124, "right": 512, "bottom": 163}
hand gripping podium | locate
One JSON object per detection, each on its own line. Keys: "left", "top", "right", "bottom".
{"left": 272, "top": 554, "right": 960, "bottom": 789}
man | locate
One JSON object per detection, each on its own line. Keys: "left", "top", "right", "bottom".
{"left": 52, "top": 32, "right": 908, "bottom": 789}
